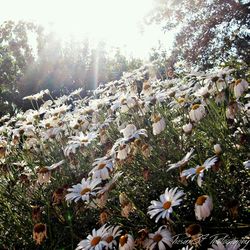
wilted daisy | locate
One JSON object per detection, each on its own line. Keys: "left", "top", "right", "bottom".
{"left": 152, "top": 114, "right": 166, "bottom": 135}
{"left": 33, "top": 223, "right": 47, "bottom": 245}
{"left": 143, "top": 225, "right": 172, "bottom": 250}
{"left": 195, "top": 195, "right": 213, "bottom": 220}
{"left": 185, "top": 224, "right": 202, "bottom": 247}
{"left": 189, "top": 104, "right": 206, "bottom": 122}
{"left": 208, "top": 240, "right": 240, "bottom": 250}
{"left": 119, "top": 234, "right": 134, "bottom": 250}
{"left": 181, "top": 156, "right": 217, "bottom": 187}
{"left": 0, "top": 140, "right": 7, "bottom": 158}
{"left": 104, "top": 225, "right": 122, "bottom": 249}
{"left": 65, "top": 177, "right": 102, "bottom": 203}
{"left": 76, "top": 225, "right": 108, "bottom": 250}
{"left": 148, "top": 187, "right": 185, "bottom": 222}
{"left": 36, "top": 160, "right": 64, "bottom": 184}
{"left": 225, "top": 101, "right": 239, "bottom": 120}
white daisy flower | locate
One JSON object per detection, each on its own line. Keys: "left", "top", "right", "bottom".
{"left": 189, "top": 104, "right": 206, "bottom": 122}
{"left": 243, "top": 160, "right": 250, "bottom": 169}
{"left": 208, "top": 239, "right": 240, "bottom": 250}
{"left": 104, "top": 225, "right": 122, "bottom": 249}
{"left": 181, "top": 246, "right": 194, "bottom": 250}
{"left": 152, "top": 115, "right": 166, "bottom": 135}
{"left": 167, "top": 149, "right": 195, "bottom": 171}
{"left": 214, "top": 144, "right": 222, "bottom": 155}
{"left": 143, "top": 225, "right": 172, "bottom": 250}
{"left": 68, "top": 131, "right": 97, "bottom": 147}
{"left": 182, "top": 123, "right": 193, "bottom": 134}
{"left": 119, "top": 234, "right": 134, "bottom": 250}
{"left": 90, "top": 156, "right": 114, "bottom": 180}
{"left": 120, "top": 124, "right": 137, "bottom": 139}
{"left": 195, "top": 195, "right": 213, "bottom": 221}
{"left": 76, "top": 225, "right": 108, "bottom": 250}
{"left": 117, "top": 144, "right": 130, "bottom": 160}
{"left": 181, "top": 156, "right": 217, "bottom": 187}
{"left": 65, "top": 177, "right": 102, "bottom": 203}
{"left": 194, "top": 86, "right": 209, "bottom": 97}
{"left": 234, "top": 79, "right": 248, "bottom": 99}
{"left": 148, "top": 187, "right": 185, "bottom": 222}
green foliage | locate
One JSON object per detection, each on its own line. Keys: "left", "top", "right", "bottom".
{"left": 147, "top": 0, "right": 250, "bottom": 70}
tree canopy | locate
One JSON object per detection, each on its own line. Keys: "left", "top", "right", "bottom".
{"left": 147, "top": 0, "right": 250, "bottom": 69}
{"left": 0, "top": 21, "right": 142, "bottom": 115}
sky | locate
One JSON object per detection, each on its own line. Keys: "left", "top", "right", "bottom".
{"left": 0, "top": 0, "right": 174, "bottom": 59}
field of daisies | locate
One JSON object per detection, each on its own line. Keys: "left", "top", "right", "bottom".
{"left": 0, "top": 63, "right": 249, "bottom": 249}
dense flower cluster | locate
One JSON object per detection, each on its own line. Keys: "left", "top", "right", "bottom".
{"left": 0, "top": 63, "right": 249, "bottom": 249}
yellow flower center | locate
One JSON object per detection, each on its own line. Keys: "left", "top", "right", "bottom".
{"left": 119, "top": 235, "right": 128, "bottom": 246}
{"left": 80, "top": 188, "right": 91, "bottom": 196}
{"left": 91, "top": 236, "right": 101, "bottom": 246}
{"left": 196, "top": 166, "right": 205, "bottom": 174}
{"left": 98, "top": 163, "right": 106, "bottom": 169}
{"left": 38, "top": 167, "right": 49, "bottom": 174}
{"left": 106, "top": 236, "right": 114, "bottom": 243}
{"left": 153, "top": 115, "right": 161, "bottom": 123}
{"left": 177, "top": 97, "right": 185, "bottom": 104}
{"left": 235, "top": 79, "right": 241, "bottom": 85}
{"left": 143, "top": 83, "right": 151, "bottom": 90}
{"left": 121, "top": 98, "right": 127, "bottom": 105}
{"left": 153, "top": 234, "right": 162, "bottom": 242}
{"left": 163, "top": 201, "right": 172, "bottom": 210}
{"left": 196, "top": 196, "right": 207, "bottom": 205}
{"left": 81, "top": 139, "right": 89, "bottom": 143}
{"left": 191, "top": 104, "right": 200, "bottom": 110}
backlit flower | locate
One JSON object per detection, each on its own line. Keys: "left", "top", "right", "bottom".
{"left": 148, "top": 187, "right": 184, "bottom": 222}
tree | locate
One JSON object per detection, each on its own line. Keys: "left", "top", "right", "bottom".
{"left": 146, "top": 0, "right": 250, "bottom": 69}
{"left": 0, "top": 21, "right": 143, "bottom": 115}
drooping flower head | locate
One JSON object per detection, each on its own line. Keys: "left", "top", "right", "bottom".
{"left": 195, "top": 195, "right": 213, "bottom": 221}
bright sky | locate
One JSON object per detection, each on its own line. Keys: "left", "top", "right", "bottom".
{"left": 0, "top": 0, "right": 173, "bottom": 59}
